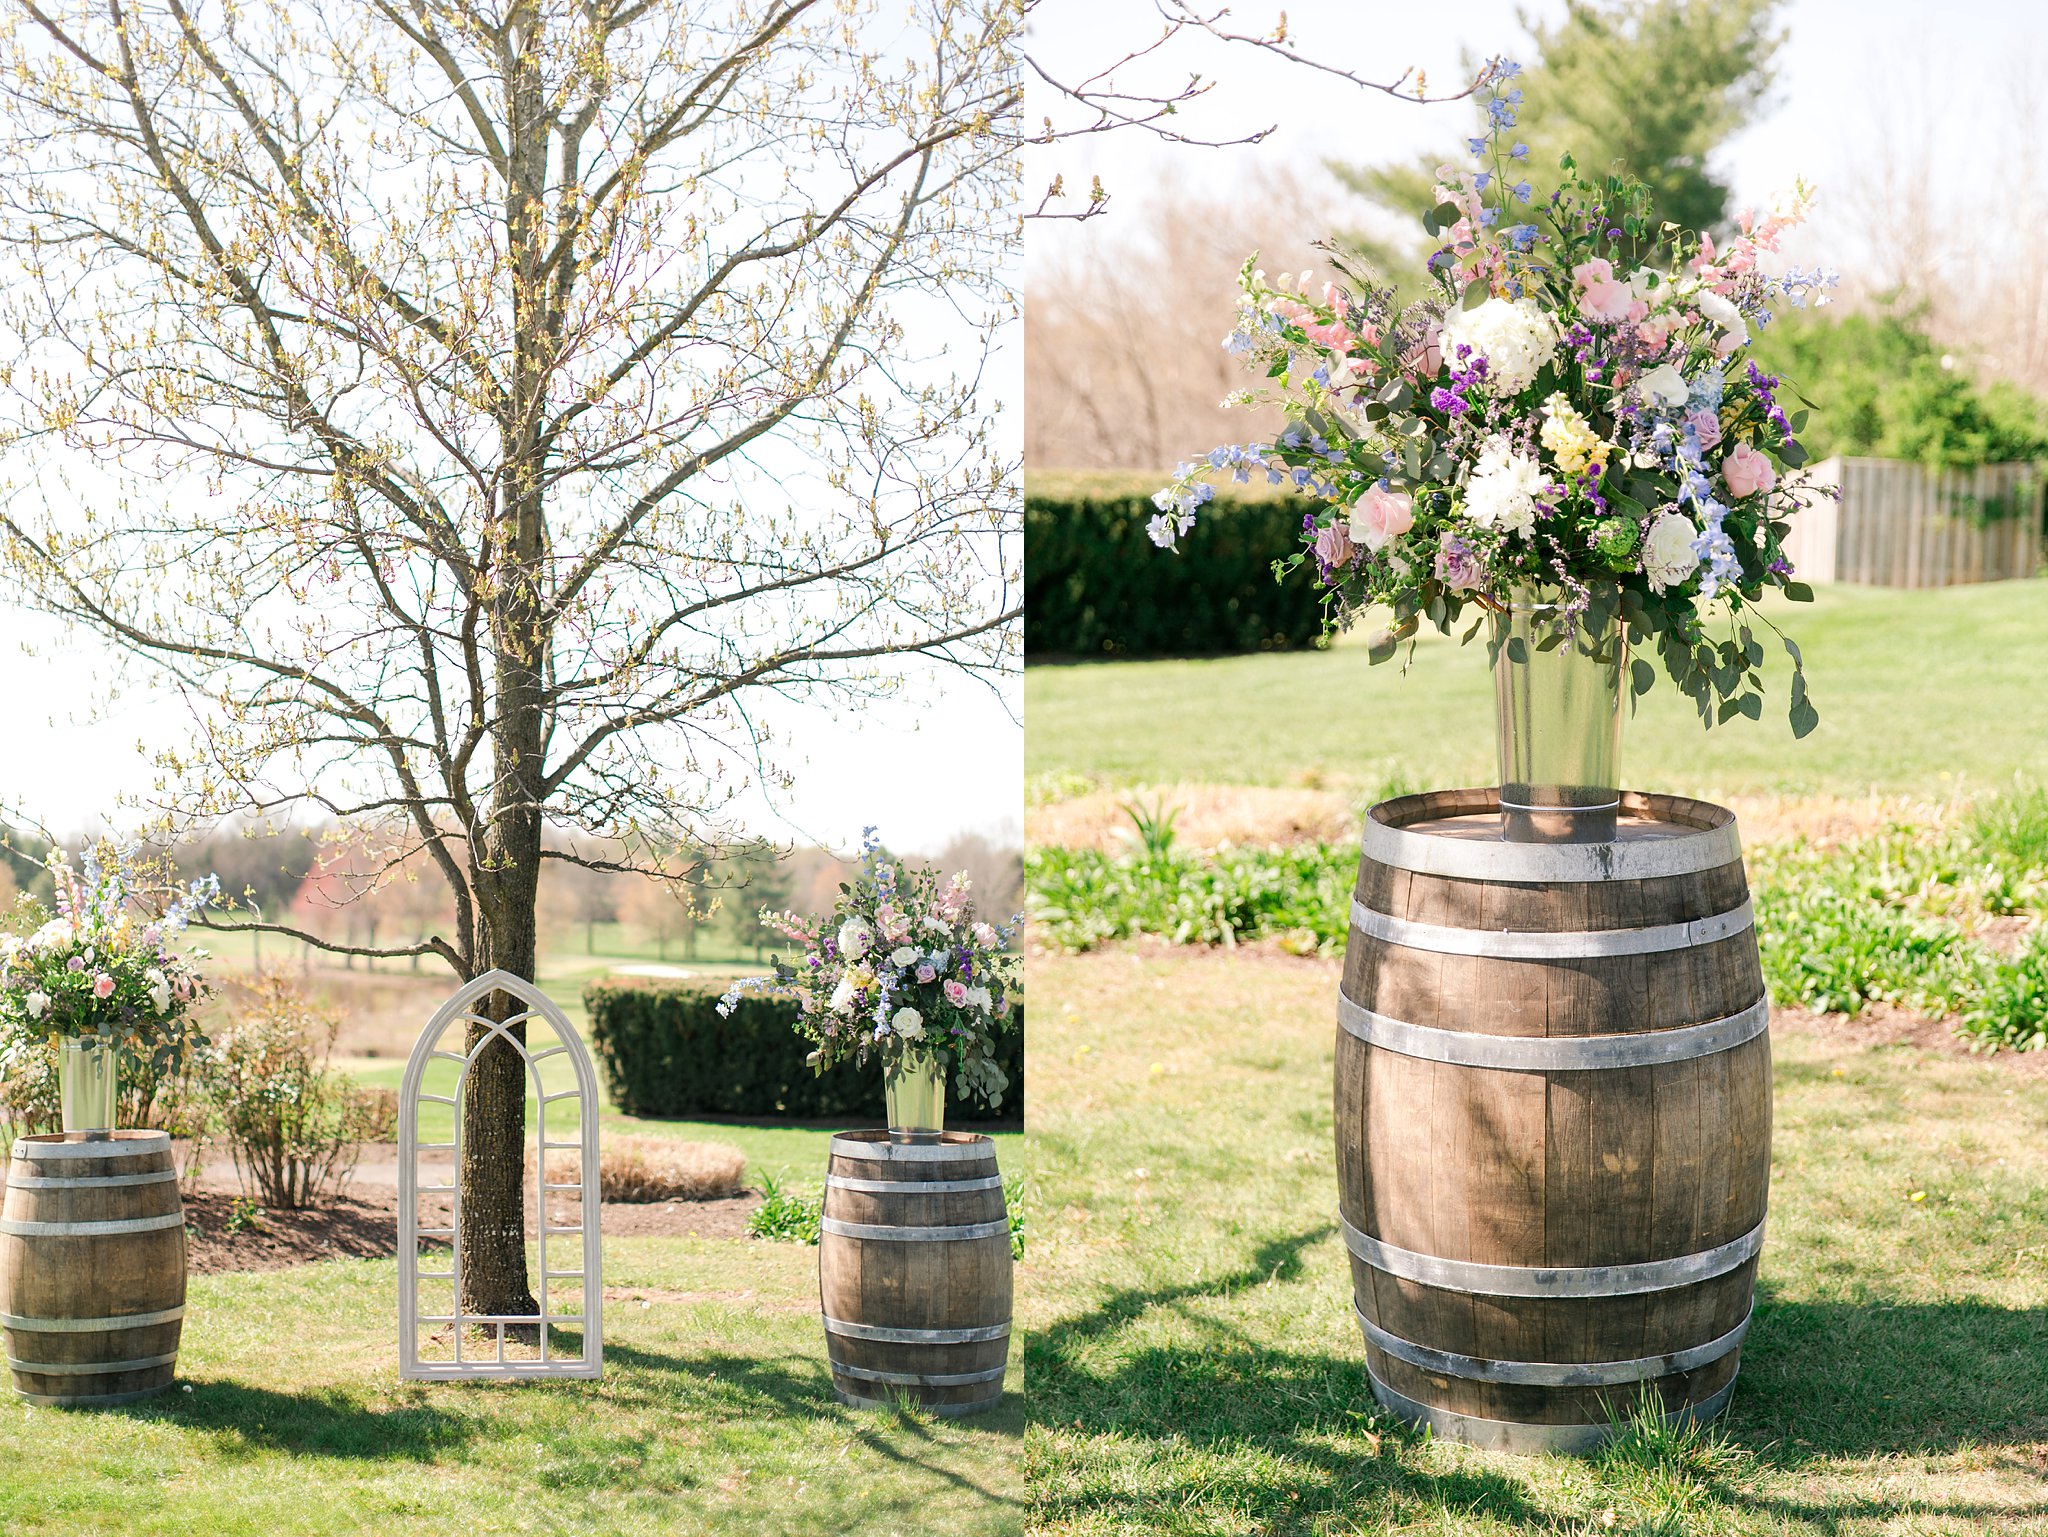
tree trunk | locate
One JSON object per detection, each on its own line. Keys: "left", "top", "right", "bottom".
{"left": 459, "top": 888, "right": 541, "bottom": 1321}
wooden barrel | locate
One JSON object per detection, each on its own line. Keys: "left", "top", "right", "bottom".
{"left": 1336, "top": 789, "right": 1770, "bottom": 1454}
{"left": 819, "top": 1131, "right": 1012, "bottom": 1416}
{"left": 1, "top": 1131, "right": 187, "bottom": 1407}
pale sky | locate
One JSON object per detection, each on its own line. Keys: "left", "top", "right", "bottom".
{"left": 1024, "top": 0, "right": 2040, "bottom": 272}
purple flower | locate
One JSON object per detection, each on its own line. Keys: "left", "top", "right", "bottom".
{"left": 1435, "top": 531, "right": 1485, "bottom": 592}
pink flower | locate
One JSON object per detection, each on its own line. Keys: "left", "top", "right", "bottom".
{"left": 1573, "top": 258, "right": 1635, "bottom": 322}
{"left": 915, "top": 964, "right": 936, "bottom": 984}
{"left": 1686, "top": 407, "right": 1722, "bottom": 453}
{"left": 1405, "top": 322, "right": 1443, "bottom": 380}
{"left": 92, "top": 973, "right": 115, "bottom": 999}
{"left": 875, "top": 904, "right": 911, "bottom": 943}
{"left": 1722, "top": 441, "right": 1778, "bottom": 499}
{"left": 1350, "top": 486, "right": 1415, "bottom": 551}
{"left": 1313, "top": 521, "right": 1354, "bottom": 569}
{"left": 66, "top": 955, "right": 84, "bottom": 972}
{"left": 943, "top": 979, "right": 968, "bottom": 1007}
{"left": 1302, "top": 319, "right": 1354, "bottom": 353}
{"left": 972, "top": 922, "right": 998, "bottom": 948}
{"left": 1633, "top": 314, "right": 1674, "bottom": 354}
{"left": 1434, "top": 531, "right": 1485, "bottom": 592}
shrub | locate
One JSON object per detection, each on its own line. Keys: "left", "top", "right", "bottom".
{"left": 746, "top": 1171, "right": 821, "bottom": 1243}
{"left": 530, "top": 1135, "right": 747, "bottom": 1203}
{"left": 209, "top": 974, "right": 398, "bottom": 1210}
{"left": 1026, "top": 842, "right": 1355, "bottom": 954}
{"left": 582, "top": 979, "right": 1024, "bottom": 1121}
{"left": 1025, "top": 472, "right": 1325, "bottom": 658}
{"left": 1960, "top": 935, "right": 2048, "bottom": 1053}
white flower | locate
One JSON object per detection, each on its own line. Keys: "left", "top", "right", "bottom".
{"left": 828, "top": 977, "right": 858, "bottom": 1015}
{"left": 1463, "top": 436, "right": 1548, "bottom": 539}
{"left": 966, "top": 985, "right": 993, "bottom": 1012}
{"left": 1695, "top": 289, "right": 1749, "bottom": 356}
{"left": 892, "top": 1007, "right": 925, "bottom": 1041}
{"left": 971, "top": 922, "right": 999, "bottom": 949}
{"left": 25, "top": 991, "right": 48, "bottom": 1020}
{"left": 146, "top": 969, "right": 171, "bottom": 1014}
{"left": 835, "top": 918, "right": 873, "bottom": 961}
{"left": 1642, "top": 511, "right": 1702, "bottom": 591}
{"left": 889, "top": 946, "right": 918, "bottom": 969}
{"left": 1439, "top": 297, "right": 1558, "bottom": 396}
{"left": 1638, "top": 362, "right": 1690, "bottom": 410}
{"left": 30, "top": 920, "right": 72, "bottom": 951}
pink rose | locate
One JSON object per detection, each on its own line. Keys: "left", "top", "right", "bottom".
{"left": 93, "top": 973, "right": 114, "bottom": 999}
{"left": 943, "top": 979, "right": 968, "bottom": 1007}
{"left": 1722, "top": 441, "right": 1777, "bottom": 499}
{"left": 1313, "top": 521, "right": 1354, "bottom": 569}
{"left": 1686, "top": 407, "right": 1722, "bottom": 453}
{"left": 1573, "top": 258, "right": 1634, "bottom": 322}
{"left": 1434, "top": 531, "right": 1485, "bottom": 592}
{"left": 1350, "top": 486, "right": 1415, "bottom": 552}
{"left": 915, "top": 964, "right": 937, "bottom": 984}
{"left": 66, "top": 955, "right": 84, "bottom": 973}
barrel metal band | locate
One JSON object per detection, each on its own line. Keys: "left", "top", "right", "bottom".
{"left": 827, "top": 1136, "right": 993, "bottom": 1164}
{"left": 0, "top": 1212, "right": 186, "bottom": 1239}
{"left": 823, "top": 1315, "right": 1011, "bottom": 1345}
{"left": 1336, "top": 992, "right": 1770, "bottom": 1072}
{"left": 831, "top": 1360, "right": 1008, "bottom": 1388}
{"left": 7, "top": 1351, "right": 178, "bottom": 1377}
{"left": 824, "top": 1173, "right": 1006, "bottom": 1196}
{"left": 1339, "top": 1212, "right": 1765, "bottom": 1297}
{"left": 6, "top": 1170, "right": 180, "bottom": 1191}
{"left": 1367, "top": 1367, "right": 1738, "bottom": 1455}
{"left": 1350, "top": 897, "right": 1753, "bottom": 959}
{"left": 1, "top": 1304, "right": 186, "bottom": 1334}
{"left": 11, "top": 1133, "right": 171, "bottom": 1161}
{"left": 1354, "top": 1300, "right": 1751, "bottom": 1386}
{"left": 821, "top": 1217, "right": 1010, "bottom": 1243}
{"left": 1362, "top": 795, "right": 1742, "bottom": 883}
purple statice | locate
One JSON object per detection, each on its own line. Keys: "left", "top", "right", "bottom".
{"left": 1430, "top": 384, "right": 1471, "bottom": 417}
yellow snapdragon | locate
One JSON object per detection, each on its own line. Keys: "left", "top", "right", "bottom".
{"left": 1539, "top": 393, "right": 1611, "bottom": 478}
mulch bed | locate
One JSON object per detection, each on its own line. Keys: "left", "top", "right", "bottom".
{"left": 181, "top": 1182, "right": 763, "bottom": 1277}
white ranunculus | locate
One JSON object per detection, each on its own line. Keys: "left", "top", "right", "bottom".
{"left": 892, "top": 1007, "right": 925, "bottom": 1041}
{"left": 889, "top": 946, "right": 918, "bottom": 968}
{"left": 835, "top": 918, "right": 873, "bottom": 961}
{"left": 1439, "top": 297, "right": 1558, "bottom": 397}
{"left": 1638, "top": 363, "right": 1691, "bottom": 410}
{"left": 1463, "top": 435, "right": 1548, "bottom": 539}
{"left": 1642, "top": 511, "right": 1702, "bottom": 592}
{"left": 25, "top": 990, "right": 48, "bottom": 1020}
{"left": 828, "top": 976, "right": 858, "bottom": 1015}
{"left": 966, "top": 985, "right": 993, "bottom": 1012}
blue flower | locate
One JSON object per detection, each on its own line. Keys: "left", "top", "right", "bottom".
{"left": 1473, "top": 172, "right": 1491, "bottom": 192}
{"left": 1512, "top": 181, "right": 1532, "bottom": 203}
{"left": 1510, "top": 143, "right": 1529, "bottom": 160}
{"left": 1467, "top": 137, "right": 1487, "bottom": 156}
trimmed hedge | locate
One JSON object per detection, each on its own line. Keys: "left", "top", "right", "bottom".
{"left": 1025, "top": 470, "right": 1325, "bottom": 658}
{"left": 582, "top": 978, "right": 1024, "bottom": 1122}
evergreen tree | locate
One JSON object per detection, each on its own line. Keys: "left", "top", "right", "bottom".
{"left": 1333, "top": 0, "right": 1785, "bottom": 279}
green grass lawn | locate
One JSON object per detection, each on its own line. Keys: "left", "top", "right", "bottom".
{"left": 1023, "top": 948, "right": 2048, "bottom": 1536}
{"left": 1025, "top": 580, "right": 2048, "bottom": 802}
{"left": 0, "top": 1239, "right": 1022, "bottom": 1536}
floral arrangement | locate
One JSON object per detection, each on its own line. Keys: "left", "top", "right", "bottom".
{"left": 1151, "top": 58, "right": 1836, "bottom": 734}
{"left": 718, "top": 830, "right": 1021, "bottom": 1110}
{"left": 0, "top": 843, "right": 220, "bottom": 1083}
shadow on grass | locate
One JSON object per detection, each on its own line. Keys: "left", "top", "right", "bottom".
{"left": 601, "top": 1341, "right": 1025, "bottom": 1511}
{"left": 1733, "top": 1284, "right": 2048, "bottom": 1459}
{"left": 1027, "top": 1227, "right": 1552, "bottom": 1532}
{"left": 106, "top": 1381, "right": 480, "bottom": 1460}
{"left": 1030, "top": 1232, "right": 2048, "bottom": 1533}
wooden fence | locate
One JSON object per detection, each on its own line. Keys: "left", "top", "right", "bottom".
{"left": 1783, "top": 458, "right": 2045, "bottom": 587}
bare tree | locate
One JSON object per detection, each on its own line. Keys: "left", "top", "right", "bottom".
{"left": 0, "top": 0, "right": 1019, "bottom": 1316}
{"left": 1022, "top": 0, "right": 1504, "bottom": 218}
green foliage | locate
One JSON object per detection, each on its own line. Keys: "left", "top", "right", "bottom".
{"left": 582, "top": 979, "right": 1024, "bottom": 1120}
{"left": 1333, "top": 0, "right": 1787, "bottom": 275}
{"left": 1028, "top": 785, "right": 2048, "bottom": 1049}
{"left": 1025, "top": 842, "right": 1353, "bottom": 954}
{"left": 209, "top": 975, "right": 399, "bottom": 1211}
{"left": 1751, "top": 307, "right": 2048, "bottom": 476}
{"left": 1025, "top": 474, "right": 1324, "bottom": 658}
{"left": 745, "top": 1170, "right": 822, "bottom": 1244}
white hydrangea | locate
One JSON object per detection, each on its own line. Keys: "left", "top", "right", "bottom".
{"left": 1463, "top": 436, "right": 1548, "bottom": 538}
{"left": 1439, "top": 297, "right": 1558, "bottom": 396}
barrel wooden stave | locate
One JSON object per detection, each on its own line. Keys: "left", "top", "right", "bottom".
{"left": 1336, "top": 790, "right": 1771, "bottom": 1447}
{"left": 819, "top": 1131, "right": 1012, "bottom": 1416}
{"left": 1, "top": 1132, "right": 187, "bottom": 1407}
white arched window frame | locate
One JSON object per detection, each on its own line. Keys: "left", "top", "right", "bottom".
{"left": 397, "top": 969, "right": 603, "bottom": 1380}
